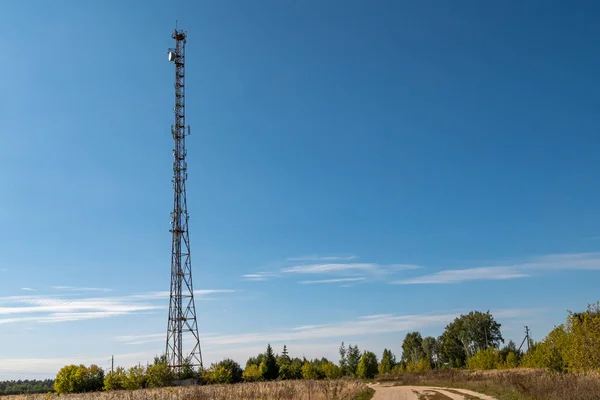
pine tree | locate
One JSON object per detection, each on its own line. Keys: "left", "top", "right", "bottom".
{"left": 378, "top": 349, "right": 395, "bottom": 375}
{"left": 262, "top": 344, "right": 279, "bottom": 380}
{"left": 339, "top": 342, "right": 348, "bottom": 376}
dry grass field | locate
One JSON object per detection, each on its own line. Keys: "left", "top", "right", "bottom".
{"left": 377, "top": 368, "right": 600, "bottom": 400}
{"left": 2, "top": 380, "right": 370, "bottom": 400}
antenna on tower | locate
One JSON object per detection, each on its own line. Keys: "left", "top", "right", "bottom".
{"left": 165, "top": 24, "right": 203, "bottom": 372}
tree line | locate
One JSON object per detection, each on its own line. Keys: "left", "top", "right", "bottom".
{"left": 0, "top": 379, "right": 54, "bottom": 396}
{"left": 47, "top": 303, "right": 600, "bottom": 395}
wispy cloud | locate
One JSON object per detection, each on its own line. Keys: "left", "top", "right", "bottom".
{"left": 299, "top": 277, "right": 366, "bottom": 285}
{"left": 242, "top": 256, "right": 422, "bottom": 284}
{"left": 51, "top": 286, "right": 114, "bottom": 293}
{"left": 241, "top": 272, "right": 279, "bottom": 282}
{"left": 117, "top": 308, "right": 529, "bottom": 348}
{"left": 283, "top": 263, "right": 378, "bottom": 274}
{"left": 0, "top": 289, "right": 235, "bottom": 325}
{"left": 286, "top": 255, "right": 358, "bottom": 262}
{"left": 21, "top": 288, "right": 37, "bottom": 292}
{"left": 394, "top": 252, "right": 600, "bottom": 285}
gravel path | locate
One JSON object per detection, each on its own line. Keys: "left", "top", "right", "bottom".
{"left": 369, "top": 384, "right": 498, "bottom": 400}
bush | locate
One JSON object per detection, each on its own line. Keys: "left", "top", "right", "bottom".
{"left": 466, "top": 348, "right": 502, "bottom": 370}
{"left": 146, "top": 362, "right": 173, "bottom": 388}
{"left": 124, "top": 366, "right": 146, "bottom": 390}
{"left": 54, "top": 364, "right": 104, "bottom": 394}
{"left": 205, "top": 365, "right": 232, "bottom": 384}
{"left": 212, "top": 359, "right": 243, "bottom": 383}
{"left": 504, "top": 351, "right": 519, "bottom": 368}
{"left": 301, "top": 362, "right": 321, "bottom": 380}
{"left": 242, "top": 364, "right": 262, "bottom": 382}
{"left": 322, "top": 362, "right": 342, "bottom": 379}
{"left": 103, "top": 367, "right": 126, "bottom": 391}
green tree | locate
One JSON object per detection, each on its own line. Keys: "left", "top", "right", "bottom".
{"left": 146, "top": 362, "right": 173, "bottom": 388}
{"left": 339, "top": 342, "right": 348, "bottom": 375}
{"left": 466, "top": 348, "right": 502, "bottom": 370}
{"left": 346, "top": 344, "right": 361, "bottom": 376}
{"left": 401, "top": 332, "right": 425, "bottom": 365}
{"left": 83, "top": 365, "right": 104, "bottom": 392}
{"left": 378, "top": 349, "right": 396, "bottom": 375}
{"left": 438, "top": 311, "right": 503, "bottom": 367}
{"left": 277, "top": 345, "right": 293, "bottom": 380}
{"left": 421, "top": 337, "right": 439, "bottom": 369}
{"left": 521, "top": 325, "right": 569, "bottom": 372}
{"left": 205, "top": 365, "right": 232, "bottom": 384}
{"left": 565, "top": 302, "right": 600, "bottom": 372}
{"left": 214, "top": 359, "right": 243, "bottom": 383}
{"left": 103, "top": 367, "right": 126, "bottom": 391}
{"left": 123, "top": 365, "right": 146, "bottom": 390}
{"left": 178, "top": 357, "right": 197, "bottom": 380}
{"left": 261, "top": 344, "right": 279, "bottom": 380}
{"left": 242, "top": 364, "right": 262, "bottom": 382}
{"left": 54, "top": 365, "right": 103, "bottom": 394}
{"left": 322, "top": 362, "right": 342, "bottom": 379}
{"left": 301, "top": 361, "right": 320, "bottom": 380}
{"left": 54, "top": 365, "right": 79, "bottom": 394}
{"left": 356, "top": 351, "right": 378, "bottom": 379}
{"left": 504, "top": 351, "right": 519, "bottom": 368}
{"left": 288, "top": 358, "right": 304, "bottom": 379}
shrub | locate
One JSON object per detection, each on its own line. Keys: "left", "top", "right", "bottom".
{"left": 242, "top": 364, "right": 262, "bottom": 382}
{"left": 322, "top": 362, "right": 342, "bottom": 379}
{"left": 54, "top": 364, "right": 104, "bottom": 394}
{"left": 466, "top": 348, "right": 502, "bottom": 370}
{"left": 301, "top": 362, "right": 321, "bottom": 380}
{"left": 146, "top": 362, "right": 173, "bottom": 388}
{"left": 205, "top": 365, "right": 232, "bottom": 384}
{"left": 124, "top": 366, "right": 146, "bottom": 390}
{"left": 103, "top": 367, "right": 126, "bottom": 391}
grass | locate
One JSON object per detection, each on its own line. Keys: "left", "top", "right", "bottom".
{"left": 378, "top": 368, "right": 600, "bottom": 400}
{"left": 415, "top": 390, "right": 454, "bottom": 400}
{"left": 3, "top": 380, "right": 368, "bottom": 400}
{"left": 353, "top": 386, "right": 375, "bottom": 400}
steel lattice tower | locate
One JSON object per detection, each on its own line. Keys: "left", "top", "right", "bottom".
{"left": 165, "top": 25, "right": 203, "bottom": 371}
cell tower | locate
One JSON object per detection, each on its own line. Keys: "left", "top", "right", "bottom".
{"left": 165, "top": 25, "right": 203, "bottom": 371}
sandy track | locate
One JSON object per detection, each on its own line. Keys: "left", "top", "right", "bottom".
{"left": 369, "top": 384, "right": 498, "bottom": 400}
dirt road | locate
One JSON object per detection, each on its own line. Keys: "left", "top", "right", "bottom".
{"left": 369, "top": 384, "right": 498, "bottom": 400}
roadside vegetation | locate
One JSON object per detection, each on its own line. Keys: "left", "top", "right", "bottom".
{"left": 2, "top": 301, "right": 600, "bottom": 399}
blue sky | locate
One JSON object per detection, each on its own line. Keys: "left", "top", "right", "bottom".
{"left": 1, "top": 0, "right": 600, "bottom": 379}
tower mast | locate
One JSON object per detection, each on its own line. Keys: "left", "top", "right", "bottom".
{"left": 166, "top": 25, "right": 202, "bottom": 371}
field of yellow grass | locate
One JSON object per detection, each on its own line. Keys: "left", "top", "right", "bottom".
{"left": 377, "top": 368, "right": 600, "bottom": 400}
{"left": 3, "top": 380, "right": 369, "bottom": 400}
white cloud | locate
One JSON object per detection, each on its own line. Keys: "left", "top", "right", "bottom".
{"left": 393, "top": 252, "right": 600, "bottom": 285}
{"left": 51, "top": 286, "right": 114, "bottom": 292}
{"left": 282, "top": 263, "right": 378, "bottom": 274}
{"left": 242, "top": 257, "right": 423, "bottom": 284}
{"left": 21, "top": 288, "right": 37, "bottom": 292}
{"left": 117, "top": 308, "right": 528, "bottom": 348}
{"left": 299, "top": 277, "right": 366, "bottom": 285}
{"left": 287, "top": 255, "right": 358, "bottom": 262}
{"left": 0, "top": 289, "right": 235, "bottom": 325}
{"left": 241, "top": 272, "right": 278, "bottom": 281}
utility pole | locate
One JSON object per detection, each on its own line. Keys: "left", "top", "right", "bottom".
{"left": 518, "top": 326, "right": 531, "bottom": 353}
{"left": 111, "top": 355, "right": 114, "bottom": 374}
{"left": 165, "top": 23, "right": 203, "bottom": 372}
